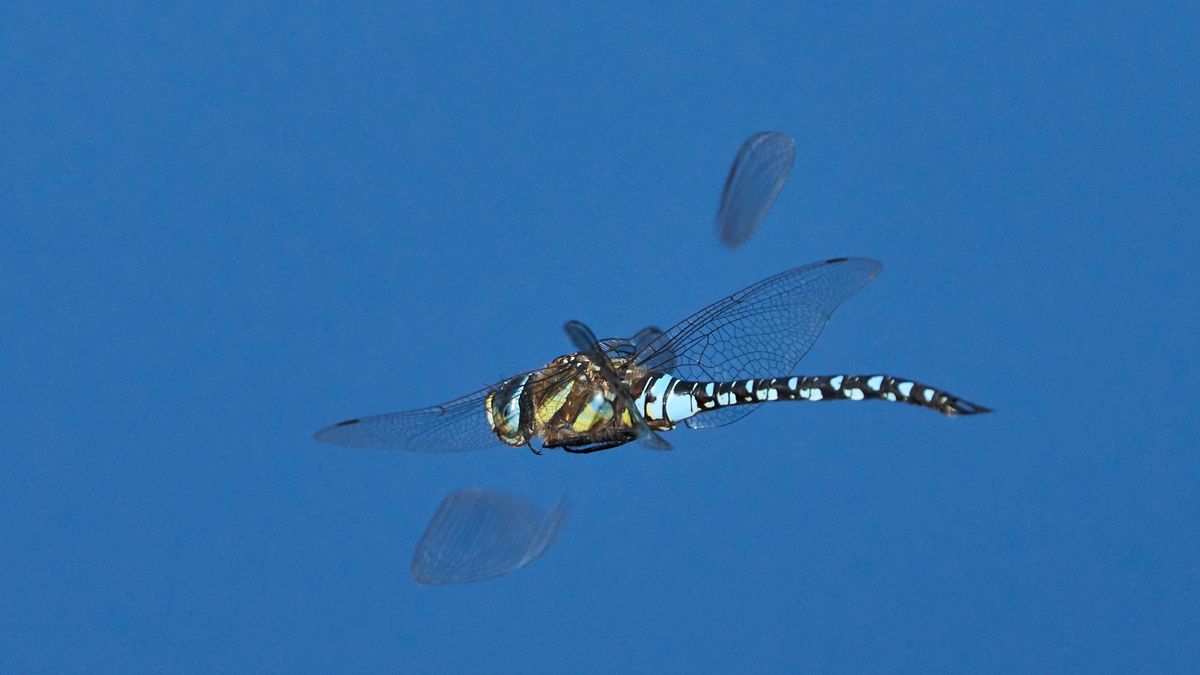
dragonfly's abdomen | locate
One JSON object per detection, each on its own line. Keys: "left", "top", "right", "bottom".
{"left": 638, "top": 373, "right": 989, "bottom": 426}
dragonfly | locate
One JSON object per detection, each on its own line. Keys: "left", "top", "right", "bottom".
{"left": 315, "top": 257, "right": 989, "bottom": 455}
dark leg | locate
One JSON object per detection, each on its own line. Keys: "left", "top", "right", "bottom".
{"left": 562, "top": 440, "right": 627, "bottom": 454}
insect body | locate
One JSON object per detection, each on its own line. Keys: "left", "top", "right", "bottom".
{"left": 316, "top": 257, "right": 989, "bottom": 454}
{"left": 484, "top": 351, "right": 641, "bottom": 452}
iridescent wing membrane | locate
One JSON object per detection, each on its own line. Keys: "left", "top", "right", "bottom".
{"left": 633, "top": 257, "right": 882, "bottom": 428}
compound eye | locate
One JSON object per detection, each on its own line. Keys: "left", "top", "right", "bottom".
{"left": 486, "top": 375, "right": 530, "bottom": 445}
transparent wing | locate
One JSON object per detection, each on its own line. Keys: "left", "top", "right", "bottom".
{"left": 313, "top": 388, "right": 502, "bottom": 452}
{"left": 411, "top": 489, "right": 569, "bottom": 585}
{"left": 314, "top": 367, "right": 564, "bottom": 452}
{"left": 717, "top": 131, "right": 796, "bottom": 249}
{"left": 634, "top": 257, "right": 883, "bottom": 428}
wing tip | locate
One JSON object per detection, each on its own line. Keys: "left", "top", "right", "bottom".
{"left": 313, "top": 418, "right": 362, "bottom": 445}
{"left": 824, "top": 256, "right": 884, "bottom": 280}
{"left": 719, "top": 228, "right": 751, "bottom": 249}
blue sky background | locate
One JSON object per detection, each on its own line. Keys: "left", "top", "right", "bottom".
{"left": 3, "top": 2, "right": 1197, "bottom": 672}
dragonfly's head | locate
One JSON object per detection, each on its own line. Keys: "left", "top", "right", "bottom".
{"left": 484, "top": 374, "right": 532, "bottom": 447}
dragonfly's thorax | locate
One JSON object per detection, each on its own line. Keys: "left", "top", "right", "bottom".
{"left": 485, "top": 351, "right": 647, "bottom": 449}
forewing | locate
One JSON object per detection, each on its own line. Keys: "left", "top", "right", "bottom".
{"left": 634, "top": 257, "right": 883, "bottom": 428}
{"left": 411, "top": 489, "right": 569, "bottom": 585}
{"left": 717, "top": 131, "right": 797, "bottom": 249}
{"left": 314, "top": 367, "right": 567, "bottom": 452}
{"left": 313, "top": 388, "right": 503, "bottom": 452}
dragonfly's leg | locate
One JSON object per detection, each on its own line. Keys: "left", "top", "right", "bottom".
{"left": 562, "top": 440, "right": 625, "bottom": 454}
{"left": 526, "top": 441, "right": 542, "bottom": 456}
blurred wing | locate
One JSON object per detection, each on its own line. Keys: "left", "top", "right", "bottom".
{"left": 626, "top": 326, "right": 675, "bottom": 374}
{"left": 717, "top": 131, "right": 796, "bottom": 249}
{"left": 563, "top": 319, "right": 601, "bottom": 353}
{"left": 634, "top": 257, "right": 883, "bottom": 428}
{"left": 411, "top": 489, "right": 569, "bottom": 585}
{"left": 630, "top": 326, "right": 666, "bottom": 353}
